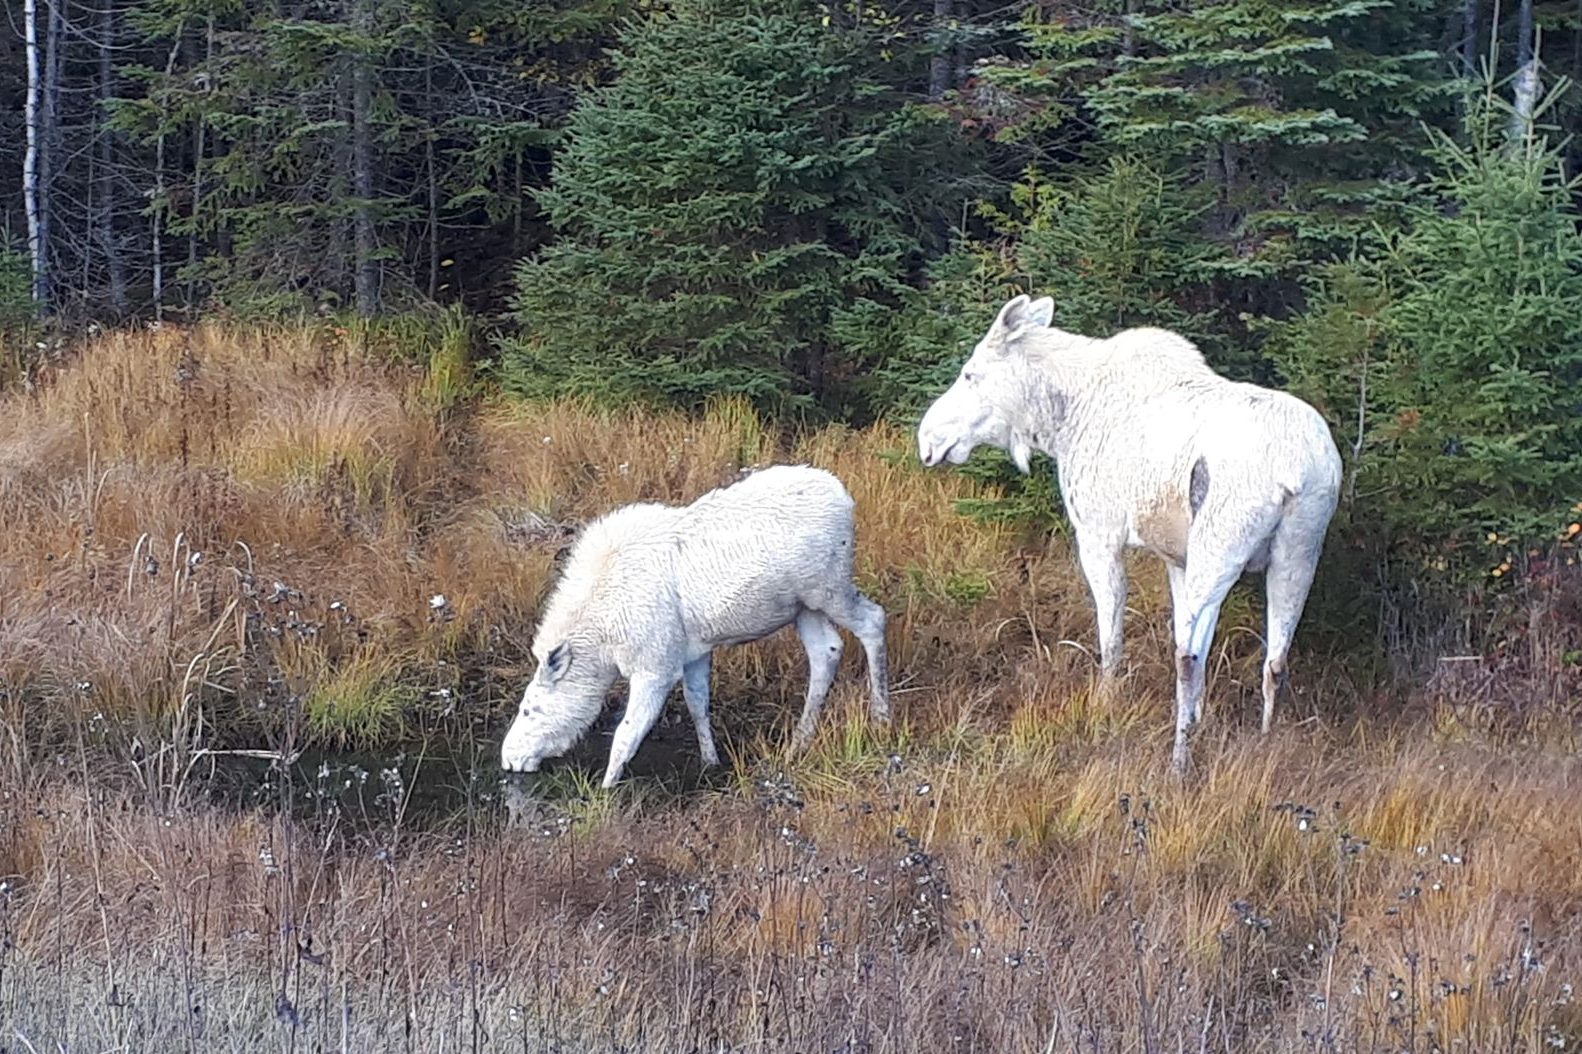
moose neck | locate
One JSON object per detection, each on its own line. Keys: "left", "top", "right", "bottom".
{"left": 1018, "top": 332, "right": 1107, "bottom": 468}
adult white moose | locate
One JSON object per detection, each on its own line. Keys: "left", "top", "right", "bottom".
{"left": 916, "top": 294, "right": 1341, "bottom": 771}
{"left": 500, "top": 465, "right": 890, "bottom": 787}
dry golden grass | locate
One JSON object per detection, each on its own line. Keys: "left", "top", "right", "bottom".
{"left": 0, "top": 322, "right": 1578, "bottom": 1051}
{"left": 0, "top": 322, "right": 1043, "bottom": 746}
{"left": 1, "top": 732, "right": 1579, "bottom": 1051}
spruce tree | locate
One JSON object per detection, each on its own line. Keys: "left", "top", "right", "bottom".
{"left": 985, "top": 0, "right": 1457, "bottom": 272}
{"left": 498, "top": 0, "right": 971, "bottom": 413}
{"left": 861, "top": 154, "right": 1230, "bottom": 411}
{"left": 1268, "top": 105, "right": 1582, "bottom": 590}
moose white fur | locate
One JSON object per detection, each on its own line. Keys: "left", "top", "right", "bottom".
{"left": 917, "top": 294, "right": 1341, "bottom": 771}
{"left": 500, "top": 465, "right": 890, "bottom": 787}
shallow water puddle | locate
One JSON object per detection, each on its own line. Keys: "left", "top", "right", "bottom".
{"left": 199, "top": 705, "right": 718, "bottom": 832}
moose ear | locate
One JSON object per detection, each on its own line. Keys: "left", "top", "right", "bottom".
{"left": 991, "top": 294, "right": 1032, "bottom": 333}
{"left": 1022, "top": 296, "right": 1054, "bottom": 329}
{"left": 988, "top": 294, "right": 1054, "bottom": 350}
{"left": 542, "top": 642, "right": 572, "bottom": 685}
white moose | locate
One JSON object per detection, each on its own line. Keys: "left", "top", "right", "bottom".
{"left": 500, "top": 465, "right": 890, "bottom": 787}
{"left": 916, "top": 294, "right": 1342, "bottom": 771}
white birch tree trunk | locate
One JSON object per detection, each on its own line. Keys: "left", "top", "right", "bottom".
{"left": 23, "top": 0, "right": 49, "bottom": 313}
{"left": 1509, "top": 0, "right": 1540, "bottom": 142}
{"left": 151, "top": 33, "right": 182, "bottom": 321}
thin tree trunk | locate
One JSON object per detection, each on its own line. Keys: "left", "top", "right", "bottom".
{"left": 928, "top": 0, "right": 952, "bottom": 100}
{"left": 1574, "top": 0, "right": 1581, "bottom": 84}
{"left": 425, "top": 55, "right": 439, "bottom": 299}
{"left": 35, "top": 0, "right": 64, "bottom": 312}
{"left": 328, "top": 74, "right": 350, "bottom": 296}
{"left": 953, "top": 0, "right": 971, "bottom": 86}
{"left": 1204, "top": 142, "right": 1226, "bottom": 235}
{"left": 1461, "top": 0, "right": 1479, "bottom": 75}
{"left": 152, "top": 32, "right": 183, "bottom": 321}
{"left": 1508, "top": 0, "right": 1539, "bottom": 140}
{"left": 98, "top": 0, "right": 128, "bottom": 317}
{"left": 351, "top": 0, "right": 379, "bottom": 317}
{"left": 43, "top": 0, "right": 63, "bottom": 243}
{"left": 23, "top": 0, "right": 48, "bottom": 312}
{"left": 1123, "top": 0, "right": 1138, "bottom": 57}
{"left": 953, "top": 30, "right": 969, "bottom": 87}
{"left": 185, "top": 16, "right": 215, "bottom": 312}
{"left": 513, "top": 150, "right": 523, "bottom": 252}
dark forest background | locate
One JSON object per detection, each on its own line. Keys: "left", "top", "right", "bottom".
{"left": 2, "top": 0, "right": 1579, "bottom": 652}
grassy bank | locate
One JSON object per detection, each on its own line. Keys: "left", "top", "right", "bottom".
{"left": 0, "top": 321, "right": 1041, "bottom": 755}
{"left": 0, "top": 323, "right": 1578, "bottom": 1051}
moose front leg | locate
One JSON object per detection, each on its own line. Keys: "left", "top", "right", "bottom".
{"left": 602, "top": 670, "right": 676, "bottom": 789}
{"left": 1075, "top": 532, "right": 1128, "bottom": 696}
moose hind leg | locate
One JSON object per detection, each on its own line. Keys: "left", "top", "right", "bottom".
{"left": 823, "top": 590, "right": 889, "bottom": 724}
{"left": 681, "top": 655, "right": 719, "bottom": 767}
{"left": 1261, "top": 522, "right": 1324, "bottom": 734}
{"left": 791, "top": 609, "right": 843, "bottom": 751}
{"left": 1166, "top": 562, "right": 1192, "bottom": 645}
{"left": 1171, "top": 550, "right": 1253, "bottom": 774}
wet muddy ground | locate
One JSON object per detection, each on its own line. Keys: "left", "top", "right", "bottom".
{"left": 203, "top": 698, "right": 725, "bottom": 831}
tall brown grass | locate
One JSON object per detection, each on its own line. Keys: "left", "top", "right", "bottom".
{"left": 0, "top": 322, "right": 1578, "bottom": 1051}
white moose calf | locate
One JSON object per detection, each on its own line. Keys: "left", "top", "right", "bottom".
{"left": 917, "top": 294, "right": 1341, "bottom": 773}
{"left": 499, "top": 465, "right": 890, "bottom": 788}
